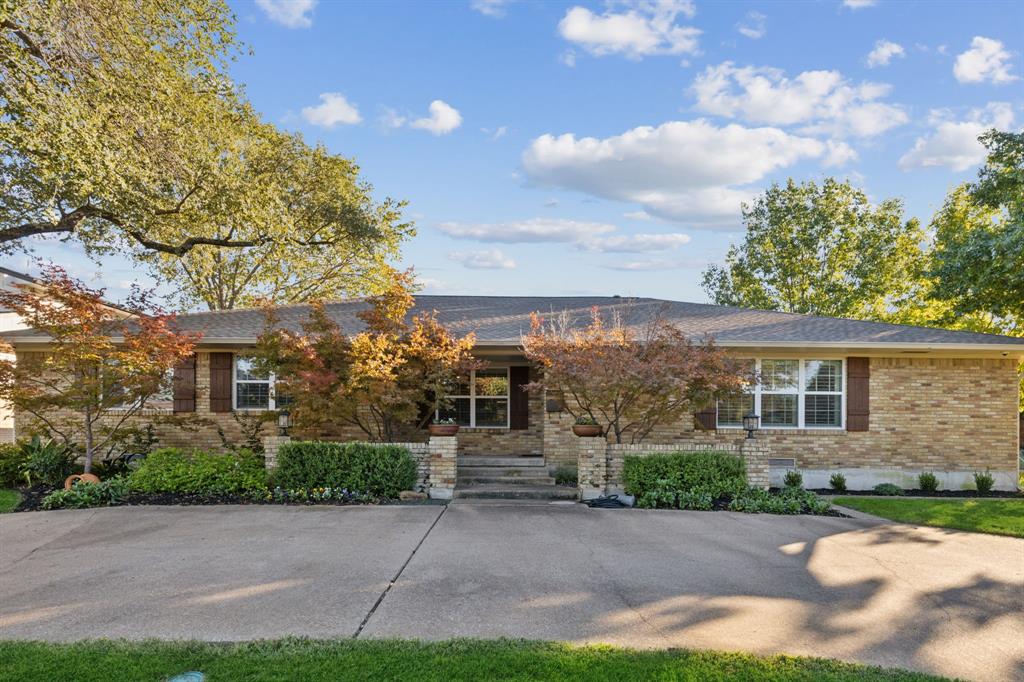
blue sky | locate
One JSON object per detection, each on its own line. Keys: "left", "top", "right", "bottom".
{"left": 13, "top": 0, "right": 1023, "bottom": 306}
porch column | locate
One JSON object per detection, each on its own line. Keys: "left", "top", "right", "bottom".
{"left": 428, "top": 435, "right": 458, "bottom": 499}
{"left": 577, "top": 436, "right": 607, "bottom": 500}
{"left": 262, "top": 434, "right": 290, "bottom": 470}
{"left": 741, "top": 438, "right": 770, "bottom": 490}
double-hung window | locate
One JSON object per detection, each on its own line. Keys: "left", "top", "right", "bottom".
{"left": 234, "top": 357, "right": 275, "bottom": 410}
{"left": 718, "top": 359, "right": 844, "bottom": 429}
{"left": 438, "top": 368, "right": 510, "bottom": 428}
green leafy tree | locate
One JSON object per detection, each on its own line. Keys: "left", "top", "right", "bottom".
{"left": 702, "top": 179, "right": 932, "bottom": 323}
{"left": 930, "top": 131, "right": 1023, "bottom": 334}
{"left": 1, "top": 1, "right": 410, "bottom": 308}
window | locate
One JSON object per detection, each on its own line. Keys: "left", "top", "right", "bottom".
{"left": 234, "top": 357, "right": 274, "bottom": 410}
{"left": 438, "top": 367, "right": 510, "bottom": 428}
{"left": 718, "top": 359, "right": 844, "bottom": 429}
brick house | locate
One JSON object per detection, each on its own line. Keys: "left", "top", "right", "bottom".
{"left": 4, "top": 295, "right": 1022, "bottom": 495}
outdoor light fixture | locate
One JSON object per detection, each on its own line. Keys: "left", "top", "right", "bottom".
{"left": 278, "top": 409, "right": 291, "bottom": 436}
{"left": 742, "top": 412, "right": 760, "bottom": 440}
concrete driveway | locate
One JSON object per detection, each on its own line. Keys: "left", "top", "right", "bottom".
{"left": 1, "top": 502, "right": 1021, "bottom": 681}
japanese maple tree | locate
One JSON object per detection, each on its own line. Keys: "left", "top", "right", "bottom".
{"left": 0, "top": 266, "right": 199, "bottom": 472}
{"left": 522, "top": 305, "right": 752, "bottom": 444}
{"left": 256, "top": 271, "right": 481, "bottom": 442}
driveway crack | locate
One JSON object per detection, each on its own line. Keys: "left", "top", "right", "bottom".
{"left": 352, "top": 504, "right": 447, "bottom": 638}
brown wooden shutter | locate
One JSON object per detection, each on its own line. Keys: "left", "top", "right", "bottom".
{"left": 509, "top": 366, "right": 530, "bottom": 430}
{"left": 693, "top": 404, "right": 717, "bottom": 431}
{"left": 846, "top": 357, "right": 869, "bottom": 431}
{"left": 172, "top": 354, "right": 196, "bottom": 413}
{"left": 209, "top": 352, "right": 234, "bottom": 413}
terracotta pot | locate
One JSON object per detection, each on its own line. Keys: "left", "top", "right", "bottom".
{"left": 572, "top": 424, "right": 603, "bottom": 437}
{"left": 428, "top": 423, "right": 460, "bottom": 437}
{"left": 64, "top": 473, "right": 101, "bottom": 490}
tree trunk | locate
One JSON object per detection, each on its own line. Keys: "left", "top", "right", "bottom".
{"left": 83, "top": 407, "right": 94, "bottom": 474}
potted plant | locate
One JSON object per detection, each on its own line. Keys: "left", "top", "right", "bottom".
{"left": 572, "top": 415, "right": 602, "bottom": 437}
{"left": 428, "top": 417, "right": 460, "bottom": 437}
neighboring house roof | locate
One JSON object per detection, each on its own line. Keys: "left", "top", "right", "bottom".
{"left": 8, "top": 295, "right": 1020, "bottom": 352}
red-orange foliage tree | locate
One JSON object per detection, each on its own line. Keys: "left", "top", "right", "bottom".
{"left": 0, "top": 266, "right": 199, "bottom": 472}
{"left": 522, "top": 306, "right": 752, "bottom": 444}
{"left": 255, "top": 271, "right": 482, "bottom": 442}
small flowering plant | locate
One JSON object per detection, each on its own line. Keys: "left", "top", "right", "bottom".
{"left": 261, "top": 486, "right": 373, "bottom": 504}
{"left": 574, "top": 415, "right": 598, "bottom": 426}
{"left": 434, "top": 417, "right": 457, "bottom": 425}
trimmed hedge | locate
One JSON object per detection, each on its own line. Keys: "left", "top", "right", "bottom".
{"left": 274, "top": 441, "right": 418, "bottom": 498}
{"left": 0, "top": 443, "right": 27, "bottom": 487}
{"left": 623, "top": 450, "right": 746, "bottom": 506}
{"left": 129, "top": 448, "right": 266, "bottom": 495}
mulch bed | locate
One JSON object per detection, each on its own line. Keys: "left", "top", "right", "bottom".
{"left": 11, "top": 487, "right": 441, "bottom": 513}
{"left": 808, "top": 488, "right": 1023, "bottom": 499}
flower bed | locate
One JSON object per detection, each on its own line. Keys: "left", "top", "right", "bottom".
{"left": 809, "top": 488, "right": 1022, "bottom": 499}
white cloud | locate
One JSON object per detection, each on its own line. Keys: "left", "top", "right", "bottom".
{"left": 582, "top": 233, "right": 691, "bottom": 252}
{"left": 410, "top": 100, "right": 463, "bottom": 135}
{"left": 953, "top": 37, "right": 1018, "bottom": 84}
{"left": 866, "top": 40, "right": 905, "bottom": 68}
{"left": 603, "top": 258, "right": 696, "bottom": 271}
{"left": 522, "top": 119, "right": 831, "bottom": 226}
{"left": 823, "top": 140, "right": 858, "bottom": 167}
{"left": 558, "top": 1, "right": 700, "bottom": 60}
{"left": 471, "top": 0, "right": 513, "bottom": 17}
{"left": 624, "top": 210, "right": 653, "bottom": 220}
{"left": 842, "top": 0, "right": 877, "bottom": 8}
{"left": 491, "top": 125, "right": 508, "bottom": 140}
{"left": 255, "top": 0, "right": 317, "bottom": 29}
{"left": 301, "top": 93, "right": 362, "bottom": 127}
{"left": 448, "top": 249, "right": 516, "bottom": 269}
{"left": 437, "top": 218, "right": 616, "bottom": 243}
{"left": 737, "top": 11, "right": 766, "bottom": 40}
{"left": 379, "top": 107, "right": 407, "bottom": 130}
{"left": 543, "top": 198, "right": 559, "bottom": 208}
{"left": 560, "top": 50, "right": 577, "bottom": 67}
{"left": 898, "top": 102, "right": 1015, "bottom": 171}
{"left": 691, "top": 61, "right": 908, "bottom": 137}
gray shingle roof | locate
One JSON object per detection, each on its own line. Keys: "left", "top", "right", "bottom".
{"left": 6, "top": 295, "right": 1012, "bottom": 349}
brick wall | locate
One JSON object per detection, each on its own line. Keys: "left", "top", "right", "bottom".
{"left": 14, "top": 351, "right": 1020, "bottom": 488}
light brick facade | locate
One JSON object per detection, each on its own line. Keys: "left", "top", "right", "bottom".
{"left": 13, "top": 351, "right": 1021, "bottom": 490}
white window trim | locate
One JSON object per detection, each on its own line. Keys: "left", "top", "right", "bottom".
{"left": 233, "top": 357, "right": 276, "bottom": 411}
{"left": 437, "top": 367, "right": 511, "bottom": 429}
{"left": 718, "top": 358, "right": 846, "bottom": 430}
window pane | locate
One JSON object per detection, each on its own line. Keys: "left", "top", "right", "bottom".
{"left": 805, "top": 360, "right": 842, "bottom": 392}
{"left": 805, "top": 394, "right": 842, "bottom": 427}
{"left": 475, "top": 369, "right": 509, "bottom": 397}
{"left": 236, "top": 357, "right": 268, "bottom": 381}
{"left": 717, "top": 393, "right": 753, "bottom": 427}
{"left": 475, "top": 398, "right": 508, "bottom": 427}
{"left": 761, "top": 360, "right": 798, "bottom": 391}
{"left": 236, "top": 382, "right": 270, "bottom": 409}
{"left": 439, "top": 397, "right": 471, "bottom": 426}
{"left": 762, "top": 394, "right": 798, "bottom": 427}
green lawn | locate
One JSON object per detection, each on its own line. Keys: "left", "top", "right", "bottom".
{"left": 0, "top": 639, "right": 943, "bottom": 682}
{"left": 834, "top": 497, "right": 1024, "bottom": 537}
{"left": 0, "top": 489, "right": 19, "bottom": 513}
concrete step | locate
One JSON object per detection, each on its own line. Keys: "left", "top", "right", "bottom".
{"left": 457, "top": 475, "right": 557, "bottom": 485}
{"left": 453, "top": 484, "right": 578, "bottom": 500}
{"left": 458, "top": 456, "right": 546, "bottom": 468}
{"left": 456, "top": 465, "right": 553, "bottom": 476}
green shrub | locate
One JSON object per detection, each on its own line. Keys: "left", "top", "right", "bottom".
{"left": 553, "top": 465, "right": 577, "bottom": 486}
{"left": 829, "top": 472, "right": 847, "bottom": 492}
{"left": 623, "top": 451, "right": 746, "bottom": 503}
{"left": 22, "top": 436, "right": 77, "bottom": 487}
{"left": 872, "top": 482, "right": 903, "bottom": 496}
{"left": 974, "top": 470, "right": 994, "bottom": 494}
{"left": 728, "top": 487, "right": 832, "bottom": 515}
{"left": 783, "top": 470, "right": 803, "bottom": 489}
{"left": 129, "top": 448, "right": 266, "bottom": 495}
{"left": 0, "top": 443, "right": 28, "bottom": 487}
{"left": 917, "top": 472, "right": 939, "bottom": 493}
{"left": 41, "top": 477, "right": 131, "bottom": 510}
{"left": 274, "top": 441, "right": 417, "bottom": 498}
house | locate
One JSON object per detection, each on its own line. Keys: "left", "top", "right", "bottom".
{"left": 4, "top": 295, "right": 1022, "bottom": 494}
